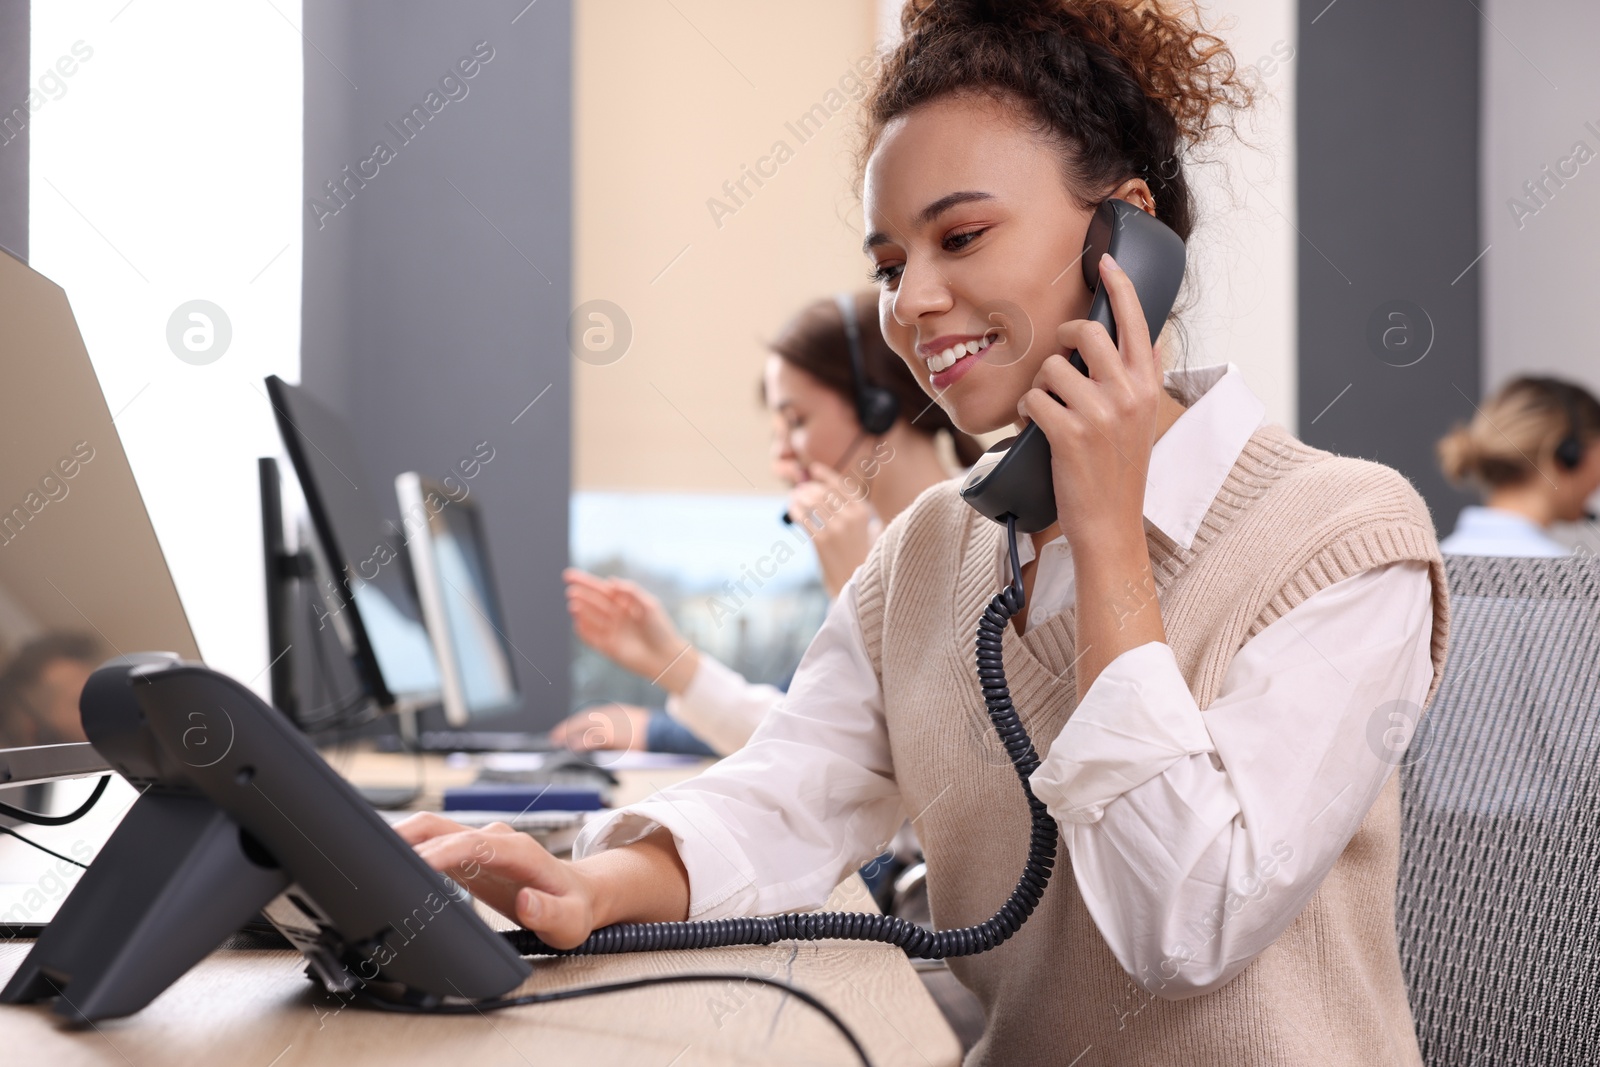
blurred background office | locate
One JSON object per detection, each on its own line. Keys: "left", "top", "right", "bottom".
{"left": 0, "top": 0, "right": 1596, "bottom": 741}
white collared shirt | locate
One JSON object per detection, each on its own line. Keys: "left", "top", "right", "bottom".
{"left": 575, "top": 364, "right": 1437, "bottom": 997}
{"left": 1439, "top": 504, "right": 1570, "bottom": 557}
{"left": 664, "top": 654, "right": 782, "bottom": 757}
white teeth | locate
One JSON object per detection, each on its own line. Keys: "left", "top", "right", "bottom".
{"left": 926, "top": 333, "right": 997, "bottom": 374}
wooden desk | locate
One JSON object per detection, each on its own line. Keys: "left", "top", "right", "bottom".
{"left": 0, "top": 750, "right": 962, "bottom": 1066}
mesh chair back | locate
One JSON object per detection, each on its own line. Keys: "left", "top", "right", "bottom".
{"left": 1397, "top": 553, "right": 1600, "bottom": 1066}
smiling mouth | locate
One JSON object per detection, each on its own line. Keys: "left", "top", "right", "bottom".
{"left": 924, "top": 330, "right": 1001, "bottom": 373}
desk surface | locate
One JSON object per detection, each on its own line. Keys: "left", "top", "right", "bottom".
{"left": 0, "top": 750, "right": 962, "bottom": 1067}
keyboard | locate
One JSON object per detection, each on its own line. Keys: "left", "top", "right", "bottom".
{"left": 377, "top": 806, "right": 588, "bottom": 855}
{"left": 378, "top": 807, "right": 585, "bottom": 833}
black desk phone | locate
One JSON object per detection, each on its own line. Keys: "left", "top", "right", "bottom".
{"left": 961, "top": 198, "right": 1188, "bottom": 533}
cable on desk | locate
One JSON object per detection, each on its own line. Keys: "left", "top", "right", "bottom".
{"left": 347, "top": 970, "right": 873, "bottom": 1067}
{"left": 0, "top": 826, "right": 88, "bottom": 869}
{"left": 0, "top": 775, "right": 110, "bottom": 826}
{"left": 354, "top": 745, "right": 426, "bottom": 811}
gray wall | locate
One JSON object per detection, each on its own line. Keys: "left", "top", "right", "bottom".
{"left": 1481, "top": 2, "right": 1600, "bottom": 404}
{"left": 1296, "top": 0, "right": 1481, "bottom": 533}
{"left": 300, "top": 0, "right": 572, "bottom": 728}
{"left": 0, "top": 0, "right": 26, "bottom": 261}
{"left": 1481, "top": 0, "right": 1600, "bottom": 552}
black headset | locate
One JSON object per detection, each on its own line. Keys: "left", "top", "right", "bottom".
{"left": 1550, "top": 380, "right": 1587, "bottom": 471}
{"left": 835, "top": 291, "right": 900, "bottom": 436}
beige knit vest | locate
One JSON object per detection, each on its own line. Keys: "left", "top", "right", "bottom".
{"left": 855, "top": 423, "right": 1450, "bottom": 1067}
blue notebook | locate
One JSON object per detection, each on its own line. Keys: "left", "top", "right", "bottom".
{"left": 441, "top": 783, "right": 607, "bottom": 813}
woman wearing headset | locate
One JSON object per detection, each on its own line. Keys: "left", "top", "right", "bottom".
{"left": 1437, "top": 376, "right": 1600, "bottom": 556}
{"left": 552, "top": 290, "right": 981, "bottom": 756}
{"left": 403, "top": 2, "right": 1450, "bottom": 1062}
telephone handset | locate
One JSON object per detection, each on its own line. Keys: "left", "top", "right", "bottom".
{"left": 960, "top": 198, "right": 1187, "bottom": 533}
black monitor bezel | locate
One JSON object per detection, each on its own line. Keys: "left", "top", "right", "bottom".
{"left": 263, "top": 375, "right": 396, "bottom": 711}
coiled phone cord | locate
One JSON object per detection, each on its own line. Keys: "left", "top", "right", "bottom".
{"left": 503, "top": 515, "right": 1058, "bottom": 962}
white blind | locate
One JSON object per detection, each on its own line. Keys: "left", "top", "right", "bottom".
{"left": 28, "top": 0, "right": 304, "bottom": 692}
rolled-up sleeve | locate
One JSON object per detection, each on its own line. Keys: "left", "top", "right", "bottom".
{"left": 574, "top": 577, "right": 904, "bottom": 921}
{"left": 1029, "top": 560, "right": 1436, "bottom": 998}
{"left": 662, "top": 653, "right": 783, "bottom": 757}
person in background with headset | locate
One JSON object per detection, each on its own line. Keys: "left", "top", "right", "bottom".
{"left": 1437, "top": 376, "right": 1600, "bottom": 556}
{"left": 551, "top": 290, "right": 983, "bottom": 756}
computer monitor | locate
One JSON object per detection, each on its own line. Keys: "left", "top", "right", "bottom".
{"left": 0, "top": 246, "right": 200, "bottom": 774}
{"left": 395, "top": 472, "right": 519, "bottom": 727}
{"left": 262, "top": 375, "right": 440, "bottom": 714}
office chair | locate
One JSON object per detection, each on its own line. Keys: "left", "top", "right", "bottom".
{"left": 1396, "top": 552, "right": 1600, "bottom": 1065}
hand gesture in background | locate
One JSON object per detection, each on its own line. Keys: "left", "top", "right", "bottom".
{"left": 562, "top": 568, "right": 699, "bottom": 693}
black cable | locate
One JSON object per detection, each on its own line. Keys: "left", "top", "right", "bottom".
{"left": 0, "top": 775, "right": 110, "bottom": 826}
{"left": 346, "top": 971, "right": 873, "bottom": 1067}
{"left": 501, "top": 514, "right": 1058, "bottom": 963}
{"left": 0, "top": 825, "right": 88, "bottom": 869}
{"left": 354, "top": 746, "right": 426, "bottom": 811}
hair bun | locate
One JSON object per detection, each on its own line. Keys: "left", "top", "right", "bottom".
{"left": 907, "top": 0, "right": 1064, "bottom": 27}
{"left": 895, "top": 0, "right": 1252, "bottom": 149}
{"left": 1435, "top": 375, "right": 1600, "bottom": 489}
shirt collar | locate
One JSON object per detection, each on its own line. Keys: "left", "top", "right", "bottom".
{"left": 1145, "top": 362, "right": 1268, "bottom": 549}
{"left": 1455, "top": 505, "right": 1544, "bottom": 533}
{"left": 1014, "top": 362, "right": 1268, "bottom": 563}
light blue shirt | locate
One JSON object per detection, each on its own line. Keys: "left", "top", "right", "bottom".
{"left": 1439, "top": 505, "right": 1570, "bottom": 557}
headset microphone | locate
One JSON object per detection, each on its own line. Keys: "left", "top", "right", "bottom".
{"left": 1552, "top": 382, "right": 1586, "bottom": 472}
{"left": 836, "top": 291, "right": 900, "bottom": 437}
{"left": 1545, "top": 380, "right": 1596, "bottom": 522}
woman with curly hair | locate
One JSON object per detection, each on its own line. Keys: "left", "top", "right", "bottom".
{"left": 403, "top": 3, "right": 1449, "bottom": 1062}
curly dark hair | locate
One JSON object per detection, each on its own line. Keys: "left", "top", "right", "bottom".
{"left": 860, "top": 0, "right": 1256, "bottom": 345}
{"left": 864, "top": 0, "right": 1248, "bottom": 239}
